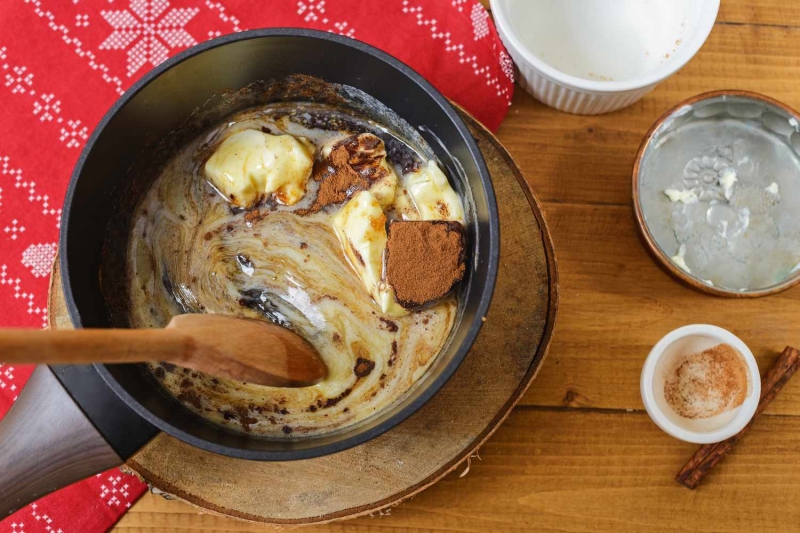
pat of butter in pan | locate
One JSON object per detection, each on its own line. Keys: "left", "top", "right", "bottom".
{"left": 332, "top": 190, "right": 408, "bottom": 317}
{"left": 405, "top": 161, "right": 465, "bottom": 223}
{"left": 205, "top": 129, "right": 314, "bottom": 208}
{"left": 369, "top": 166, "right": 398, "bottom": 209}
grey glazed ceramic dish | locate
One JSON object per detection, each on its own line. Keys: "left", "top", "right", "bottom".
{"left": 634, "top": 90, "right": 800, "bottom": 297}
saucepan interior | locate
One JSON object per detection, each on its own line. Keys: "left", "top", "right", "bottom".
{"left": 60, "top": 29, "right": 499, "bottom": 460}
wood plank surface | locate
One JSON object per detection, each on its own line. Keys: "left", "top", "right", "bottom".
{"left": 116, "top": 0, "right": 800, "bottom": 530}
{"left": 518, "top": 202, "right": 800, "bottom": 413}
{"left": 118, "top": 409, "right": 800, "bottom": 532}
{"left": 501, "top": 23, "right": 800, "bottom": 207}
{"left": 719, "top": 1, "right": 800, "bottom": 26}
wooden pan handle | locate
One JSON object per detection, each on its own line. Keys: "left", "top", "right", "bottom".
{"left": 0, "top": 328, "right": 189, "bottom": 365}
{"left": 0, "top": 365, "right": 123, "bottom": 517}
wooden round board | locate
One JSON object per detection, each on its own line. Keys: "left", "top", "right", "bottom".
{"left": 48, "top": 110, "right": 559, "bottom": 526}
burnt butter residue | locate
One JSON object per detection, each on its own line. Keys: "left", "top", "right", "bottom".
{"left": 379, "top": 317, "right": 399, "bottom": 332}
{"left": 238, "top": 288, "right": 292, "bottom": 329}
{"left": 270, "top": 104, "right": 424, "bottom": 175}
{"left": 354, "top": 358, "right": 376, "bottom": 378}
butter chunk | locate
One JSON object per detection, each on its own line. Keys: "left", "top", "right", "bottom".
{"left": 205, "top": 130, "right": 314, "bottom": 208}
{"left": 332, "top": 190, "right": 407, "bottom": 317}
{"left": 405, "top": 161, "right": 465, "bottom": 223}
{"left": 369, "top": 165, "right": 398, "bottom": 209}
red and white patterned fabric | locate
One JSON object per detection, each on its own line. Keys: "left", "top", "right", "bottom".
{"left": 0, "top": 1, "right": 513, "bottom": 530}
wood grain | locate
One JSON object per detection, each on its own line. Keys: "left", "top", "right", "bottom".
{"left": 719, "top": 0, "right": 800, "bottom": 26}
{"left": 119, "top": 408, "right": 800, "bottom": 533}
{"left": 518, "top": 203, "right": 800, "bottom": 412}
{"left": 115, "top": 1, "right": 800, "bottom": 530}
{"left": 499, "top": 23, "right": 800, "bottom": 207}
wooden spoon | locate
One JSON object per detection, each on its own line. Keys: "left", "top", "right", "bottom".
{"left": 0, "top": 314, "right": 327, "bottom": 387}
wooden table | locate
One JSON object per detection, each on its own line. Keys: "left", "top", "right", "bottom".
{"left": 115, "top": 1, "right": 800, "bottom": 530}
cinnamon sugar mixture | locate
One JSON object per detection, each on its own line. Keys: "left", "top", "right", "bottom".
{"left": 664, "top": 343, "right": 749, "bottom": 419}
{"left": 304, "top": 133, "right": 390, "bottom": 213}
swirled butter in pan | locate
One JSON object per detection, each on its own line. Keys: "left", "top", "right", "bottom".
{"left": 127, "top": 103, "right": 466, "bottom": 437}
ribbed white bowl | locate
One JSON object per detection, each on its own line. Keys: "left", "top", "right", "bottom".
{"left": 515, "top": 59, "right": 658, "bottom": 115}
{"left": 491, "top": 0, "right": 719, "bottom": 115}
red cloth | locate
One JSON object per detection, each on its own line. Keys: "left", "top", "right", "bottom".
{"left": 0, "top": 0, "right": 513, "bottom": 530}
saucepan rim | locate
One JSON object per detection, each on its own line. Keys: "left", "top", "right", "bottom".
{"left": 59, "top": 28, "right": 500, "bottom": 460}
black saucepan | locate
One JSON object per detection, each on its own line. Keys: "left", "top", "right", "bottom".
{"left": 0, "top": 28, "right": 499, "bottom": 516}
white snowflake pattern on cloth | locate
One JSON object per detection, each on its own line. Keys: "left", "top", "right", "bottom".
{"left": 296, "top": 0, "right": 354, "bottom": 37}
{"left": 2, "top": 154, "right": 63, "bottom": 227}
{"left": 297, "top": 0, "right": 326, "bottom": 23}
{"left": 4, "top": 66, "right": 34, "bottom": 95}
{"left": 499, "top": 50, "right": 514, "bottom": 81}
{"left": 21, "top": 243, "right": 57, "bottom": 278}
{"left": 3, "top": 219, "right": 25, "bottom": 241}
{"left": 1, "top": 50, "right": 90, "bottom": 148}
{"left": 28, "top": 502, "right": 64, "bottom": 533}
{"left": 330, "top": 20, "right": 353, "bottom": 37}
{"left": 471, "top": 3, "right": 489, "bottom": 41}
{"left": 32, "top": 93, "right": 62, "bottom": 122}
{"left": 7, "top": 521, "right": 25, "bottom": 533}
{"left": 401, "top": 1, "right": 512, "bottom": 102}
{"left": 59, "top": 119, "right": 89, "bottom": 149}
{"left": 206, "top": 0, "right": 243, "bottom": 32}
{"left": 0, "top": 363, "right": 20, "bottom": 399}
{"left": 0, "top": 264, "right": 47, "bottom": 327}
{"left": 99, "top": 0, "right": 199, "bottom": 77}
{"left": 23, "top": 0, "right": 126, "bottom": 95}
{"left": 76, "top": 13, "right": 90, "bottom": 27}
{"left": 451, "top": 0, "right": 468, "bottom": 12}
{"left": 100, "top": 473, "right": 134, "bottom": 508}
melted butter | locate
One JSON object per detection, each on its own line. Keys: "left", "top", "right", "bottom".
{"left": 204, "top": 130, "right": 314, "bottom": 208}
{"left": 127, "top": 104, "right": 459, "bottom": 437}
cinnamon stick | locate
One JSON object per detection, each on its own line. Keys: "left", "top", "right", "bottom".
{"left": 676, "top": 346, "right": 800, "bottom": 489}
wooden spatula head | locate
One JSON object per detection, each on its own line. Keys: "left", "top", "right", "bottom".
{"left": 167, "top": 314, "right": 327, "bottom": 387}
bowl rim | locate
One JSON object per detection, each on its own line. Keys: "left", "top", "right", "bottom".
{"left": 489, "top": 0, "right": 720, "bottom": 94}
{"left": 59, "top": 28, "right": 500, "bottom": 461}
{"left": 640, "top": 324, "right": 761, "bottom": 444}
{"left": 632, "top": 89, "right": 800, "bottom": 298}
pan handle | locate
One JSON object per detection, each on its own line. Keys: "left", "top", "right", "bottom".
{"left": 0, "top": 365, "right": 123, "bottom": 517}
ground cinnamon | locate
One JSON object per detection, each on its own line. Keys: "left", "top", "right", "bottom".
{"left": 664, "top": 344, "right": 749, "bottom": 420}
{"left": 304, "top": 133, "right": 389, "bottom": 213}
{"left": 676, "top": 346, "right": 800, "bottom": 489}
{"left": 385, "top": 220, "right": 465, "bottom": 308}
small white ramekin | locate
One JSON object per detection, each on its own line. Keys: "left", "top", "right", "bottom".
{"left": 490, "top": 0, "right": 720, "bottom": 114}
{"left": 640, "top": 325, "right": 761, "bottom": 444}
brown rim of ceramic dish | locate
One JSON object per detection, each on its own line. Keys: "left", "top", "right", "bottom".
{"left": 632, "top": 89, "right": 800, "bottom": 298}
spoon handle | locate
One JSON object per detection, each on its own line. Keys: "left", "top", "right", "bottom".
{"left": 0, "top": 328, "right": 190, "bottom": 365}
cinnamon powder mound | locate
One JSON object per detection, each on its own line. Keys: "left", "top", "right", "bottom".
{"left": 663, "top": 343, "right": 749, "bottom": 419}
{"left": 303, "top": 133, "right": 390, "bottom": 213}
{"left": 385, "top": 220, "right": 466, "bottom": 308}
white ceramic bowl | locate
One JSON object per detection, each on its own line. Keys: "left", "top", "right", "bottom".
{"left": 491, "top": 0, "right": 720, "bottom": 114}
{"left": 640, "top": 325, "right": 760, "bottom": 444}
